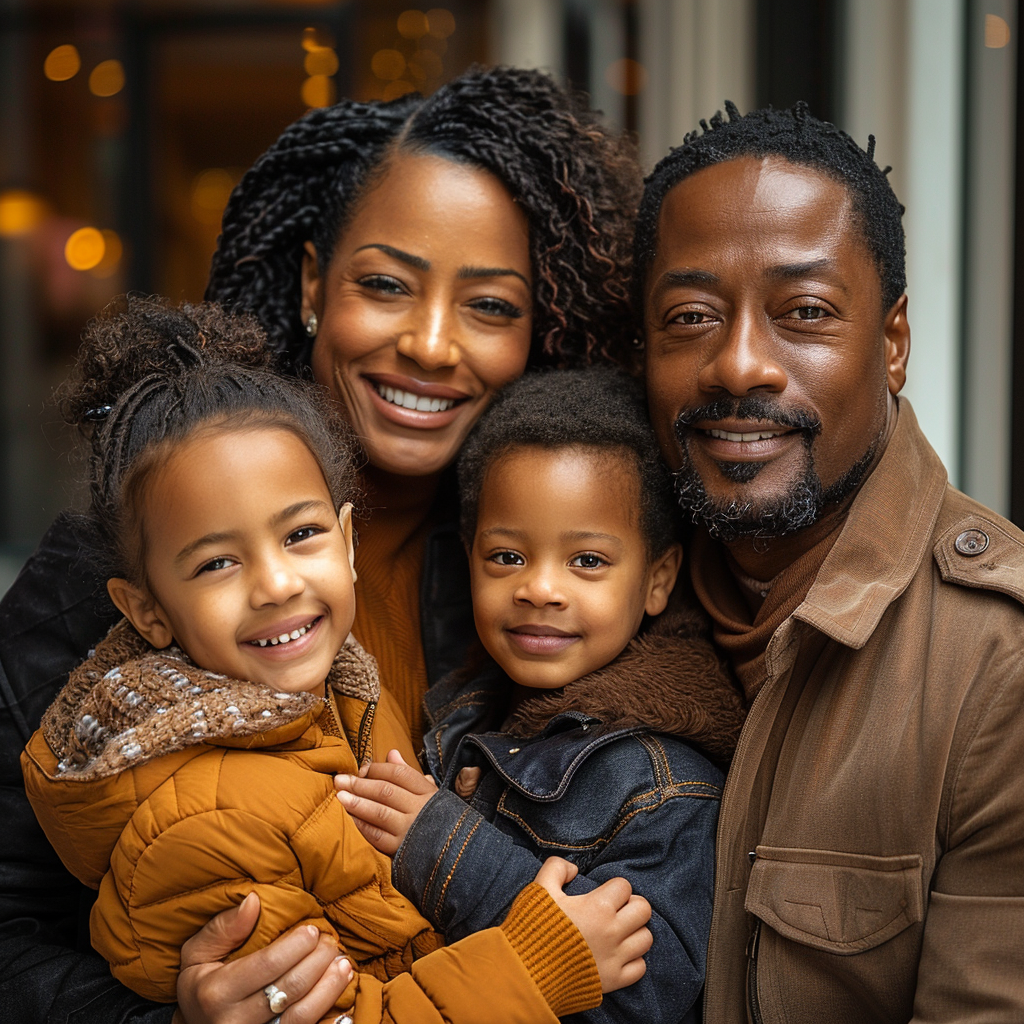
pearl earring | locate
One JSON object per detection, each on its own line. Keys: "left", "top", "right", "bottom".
{"left": 305, "top": 313, "right": 318, "bottom": 338}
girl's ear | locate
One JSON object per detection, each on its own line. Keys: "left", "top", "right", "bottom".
{"left": 106, "top": 578, "right": 174, "bottom": 649}
{"left": 644, "top": 542, "right": 683, "bottom": 617}
{"left": 338, "top": 502, "right": 357, "bottom": 582}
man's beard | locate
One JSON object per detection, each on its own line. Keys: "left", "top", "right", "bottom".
{"left": 671, "top": 396, "right": 877, "bottom": 543}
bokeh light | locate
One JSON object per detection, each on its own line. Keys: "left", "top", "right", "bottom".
{"left": 0, "top": 190, "right": 49, "bottom": 236}
{"left": 985, "top": 14, "right": 1011, "bottom": 48}
{"left": 398, "top": 10, "right": 430, "bottom": 39}
{"left": 304, "top": 47, "right": 339, "bottom": 76}
{"left": 409, "top": 49, "right": 443, "bottom": 81}
{"left": 64, "top": 227, "right": 106, "bottom": 271}
{"left": 301, "top": 75, "right": 336, "bottom": 108}
{"left": 44, "top": 45, "right": 81, "bottom": 82}
{"left": 427, "top": 9, "right": 456, "bottom": 39}
{"left": 190, "top": 168, "right": 236, "bottom": 226}
{"left": 372, "top": 49, "right": 407, "bottom": 81}
{"left": 89, "top": 59, "right": 125, "bottom": 98}
{"left": 90, "top": 230, "right": 123, "bottom": 278}
{"left": 605, "top": 58, "right": 647, "bottom": 96}
{"left": 383, "top": 80, "right": 417, "bottom": 101}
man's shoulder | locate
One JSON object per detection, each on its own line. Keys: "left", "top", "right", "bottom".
{"left": 929, "top": 486, "right": 1024, "bottom": 608}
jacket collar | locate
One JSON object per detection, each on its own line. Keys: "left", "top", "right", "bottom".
{"left": 42, "top": 620, "right": 379, "bottom": 781}
{"left": 793, "top": 399, "right": 948, "bottom": 649}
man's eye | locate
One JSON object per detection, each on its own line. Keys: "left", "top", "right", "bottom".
{"left": 789, "top": 306, "right": 828, "bottom": 320}
{"left": 673, "top": 310, "right": 711, "bottom": 326}
{"left": 570, "top": 553, "right": 606, "bottom": 569}
{"left": 490, "top": 551, "right": 524, "bottom": 566}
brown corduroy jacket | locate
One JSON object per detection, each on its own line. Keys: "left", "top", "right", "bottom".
{"left": 22, "top": 625, "right": 600, "bottom": 1023}
{"left": 701, "top": 401, "right": 1024, "bottom": 1023}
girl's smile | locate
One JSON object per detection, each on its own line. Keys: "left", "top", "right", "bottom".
{"left": 107, "top": 426, "right": 356, "bottom": 698}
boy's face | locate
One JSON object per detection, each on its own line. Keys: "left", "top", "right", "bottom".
{"left": 109, "top": 426, "right": 356, "bottom": 698}
{"left": 469, "top": 446, "right": 680, "bottom": 690}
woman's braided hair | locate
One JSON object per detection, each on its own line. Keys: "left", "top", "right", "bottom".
{"left": 633, "top": 100, "right": 907, "bottom": 319}
{"left": 206, "top": 65, "right": 640, "bottom": 371}
{"left": 59, "top": 295, "right": 360, "bottom": 584}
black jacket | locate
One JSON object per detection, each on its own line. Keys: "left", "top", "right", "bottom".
{"left": 0, "top": 510, "right": 476, "bottom": 1023}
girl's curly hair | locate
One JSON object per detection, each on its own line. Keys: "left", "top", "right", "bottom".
{"left": 59, "top": 295, "right": 360, "bottom": 583}
{"left": 206, "top": 65, "right": 640, "bottom": 372}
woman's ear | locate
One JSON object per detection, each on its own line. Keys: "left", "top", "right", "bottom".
{"left": 338, "top": 503, "right": 357, "bottom": 582}
{"left": 644, "top": 542, "right": 683, "bottom": 617}
{"left": 300, "top": 241, "right": 323, "bottom": 328}
{"left": 106, "top": 578, "right": 174, "bottom": 648}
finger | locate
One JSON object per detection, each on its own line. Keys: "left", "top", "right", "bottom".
{"left": 533, "top": 856, "right": 579, "bottom": 894}
{"left": 357, "top": 760, "right": 437, "bottom": 795}
{"left": 336, "top": 786, "right": 410, "bottom": 829}
{"left": 276, "top": 954, "right": 353, "bottom": 1024}
{"left": 589, "top": 875, "right": 634, "bottom": 910}
{"left": 386, "top": 748, "right": 410, "bottom": 766}
{"left": 618, "top": 924, "right": 654, "bottom": 961}
{"left": 180, "top": 892, "right": 262, "bottom": 967}
{"left": 347, "top": 812, "right": 401, "bottom": 855}
{"left": 618, "top": 893, "right": 652, "bottom": 931}
{"left": 618, "top": 955, "right": 648, "bottom": 988}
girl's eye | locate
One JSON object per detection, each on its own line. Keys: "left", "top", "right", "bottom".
{"left": 286, "top": 526, "right": 323, "bottom": 546}
{"left": 359, "top": 274, "right": 406, "bottom": 295}
{"left": 489, "top": 550, "right": 525, "bottom": 566}
{"left": 468, "top": 297, "right": 524, "bottom": 319}
{"left": 570, "top": 553, "right": 607, "bottom": 569}
{"left": 197, "top": 557, "right": 234, "bottom": 575}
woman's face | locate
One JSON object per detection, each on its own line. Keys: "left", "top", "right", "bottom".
{"left": 302, "top": 151, "right": 533, "bottom": 478}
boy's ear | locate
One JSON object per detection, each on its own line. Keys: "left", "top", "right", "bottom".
{"left": 338, "top": 502, "right": 357, "bottom": 582}
{"left": 644, "top": 542, "right": 683, "bottom": 617}
{"left": 106, "top": 578, "right": 174, "bottom": 648}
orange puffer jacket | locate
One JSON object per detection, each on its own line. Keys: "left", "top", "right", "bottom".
{"left": 22, "top": 622, "right": 600, "bottom": 1023}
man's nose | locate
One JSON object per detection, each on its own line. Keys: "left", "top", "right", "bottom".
{"left": 698, "top": 311, "right": 787, "bottom": 396}
{"left": 395, "top": 298, "right": 461, "bottom": 372}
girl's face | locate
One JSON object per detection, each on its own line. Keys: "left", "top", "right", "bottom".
{"left": 469, "top": 447, "right": 681, "bottom": 690}
{"left": 108, "top": 426, "right": 356, "bottom": 698}
{"left": 301, "top": 151, "right": 534, "bottom": 478}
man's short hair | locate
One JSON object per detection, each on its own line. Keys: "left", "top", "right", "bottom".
{"left": 633, "top": 100, "right": 907, "bottom": 316}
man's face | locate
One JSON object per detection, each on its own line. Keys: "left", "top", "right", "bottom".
{"left": 643, "top": 156, "right": 909, "bottom": 540}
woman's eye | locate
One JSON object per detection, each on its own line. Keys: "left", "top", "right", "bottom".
{"left": 468, "top": 297, "right": 524, "bottom": 319}
{"left": 489, "top": 550, "right": 524, "bottom": 566}
{"left": 286, "top": 526, "right": 323, "bottom": 546}
{"left": 197, "top": 557, "right": 234, "bottom": 575}
{"left": 570, "top": 553, "right": 606, "bottom": 569}
{"left": 359, "top": 274, "right": 406, "bottom": 295}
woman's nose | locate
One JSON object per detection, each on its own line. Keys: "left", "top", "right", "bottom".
{"left": 395, "top": 299, "right": 460, "bottom": 371}
{"left": 698, "top": 312, "right": 787, "bottom": 396}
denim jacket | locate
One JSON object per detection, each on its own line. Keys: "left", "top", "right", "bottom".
{"left": 394, "top": 607, "right": 747, "bottom": 1023}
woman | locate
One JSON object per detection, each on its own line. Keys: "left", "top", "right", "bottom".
{"left": 0, "top": 66, "right": 640, "bottom": 1024}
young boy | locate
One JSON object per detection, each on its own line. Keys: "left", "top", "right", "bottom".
{"left": 336, "top": 369, "right": 746, "bottom": 1022}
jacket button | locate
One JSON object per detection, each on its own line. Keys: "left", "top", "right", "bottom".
{"left": 954, "top": 529, "right": 989, "bottom": 556}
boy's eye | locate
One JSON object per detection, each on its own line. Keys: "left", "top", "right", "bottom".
{"left": 489, "top": 550, "right": 524, "bottom": 566}
{"left": 286, "top": 525, "right": 324, "bottom": 546}
{"left": 569, "top": 553, "right": 607, "bottom": 569}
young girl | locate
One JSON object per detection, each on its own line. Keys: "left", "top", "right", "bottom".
{"left": 21, "top": 299, "right": 652, "bottom": 1024}
{"left": 335, "top": 369, "right": 748, "bottom": 1023}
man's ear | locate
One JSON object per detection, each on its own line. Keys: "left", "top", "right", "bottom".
{"left": 300, "top": 241, "right": 323, "bottom": 329}
{"left": 338, "top": 503, "right": 357, "bottom": 582}
{"left": 884, "top": 293, "right": 910, "bottom": 396}
{"left": 644, "top": 542, "right": 683, "bottom": 617}
{"left": 106, "top": 578, "right": 174, "bottom": 649}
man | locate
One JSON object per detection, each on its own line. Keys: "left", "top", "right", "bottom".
{"left": 638, "top": 101, "right": 1024, "bottom": 1022}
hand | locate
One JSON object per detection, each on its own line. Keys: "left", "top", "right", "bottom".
{"left": 334, "top": 748, "right": 438, "bottom": 855}
{"left": 533, "top": 857, "right": 652, "bottom": 994}
{"left": 173, "top": 892, "right": 354, "bottom": 1024}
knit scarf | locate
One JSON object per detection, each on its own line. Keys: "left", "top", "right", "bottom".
{"left": 690, "top": 526, "right": 839, "bottom": 700}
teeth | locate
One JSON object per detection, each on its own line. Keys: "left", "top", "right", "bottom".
{"left": 374, "top": 382, "right": 455, "bottom": 413}
{"left": 708, "top": 428, "right": 787, "bottom": 442}
{"left": 251, "top": 620, "right": 314, "bottom": 647}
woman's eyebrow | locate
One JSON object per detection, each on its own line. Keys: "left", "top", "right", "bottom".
{"left": 458, "top": 265, "right": 530, "bottom": 287}
{"left": 354, "top": 243, "right": 429, "bottom": 270}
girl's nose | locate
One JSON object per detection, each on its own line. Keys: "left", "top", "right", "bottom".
{"left": 250, "top": 556, "right": 305, "bottom": 607}
{"left": 513, "top": 567, "right": 566, "bottom": 608}
{"left": 395, "top": 300, "right": 461, "bottom": 371}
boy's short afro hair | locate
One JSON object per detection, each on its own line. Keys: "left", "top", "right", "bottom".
{"left": 458, "top": 367, "right": 678, "bottom": 557}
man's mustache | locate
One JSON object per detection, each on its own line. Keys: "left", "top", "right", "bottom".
{"left": 673, "top": 396, "right": 822, "bottom": 440}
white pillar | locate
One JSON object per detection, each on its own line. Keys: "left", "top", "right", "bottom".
{"left": 489, "top": 0, "right": 564, "bottom": 76}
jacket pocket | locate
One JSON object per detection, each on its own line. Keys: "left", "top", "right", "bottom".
{"left": 745, "top": 845, "right": 923, "bottom": 955}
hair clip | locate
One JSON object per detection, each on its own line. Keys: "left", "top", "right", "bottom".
{"left": 83, "top": 405, "right": 112, "bottom": 421}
